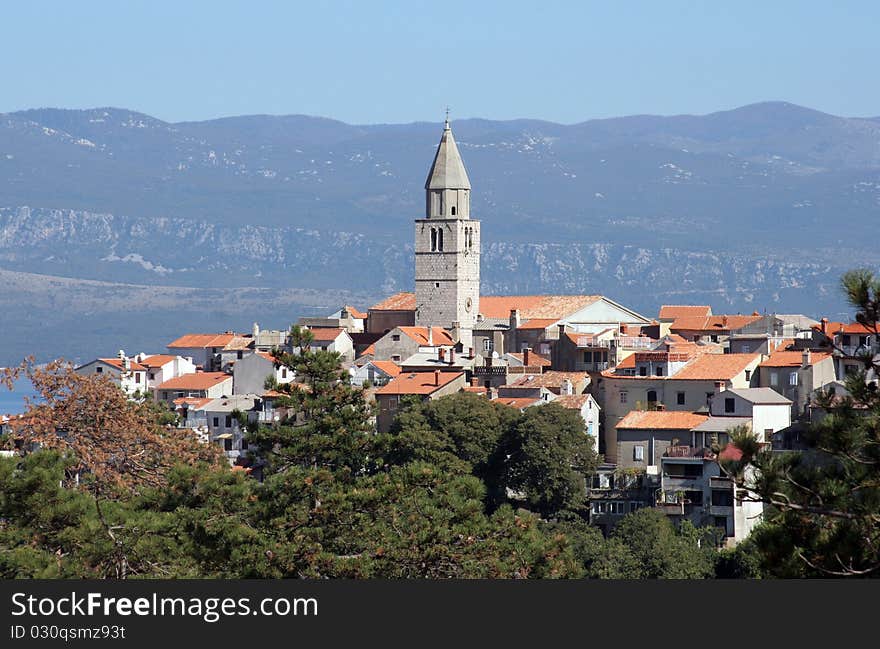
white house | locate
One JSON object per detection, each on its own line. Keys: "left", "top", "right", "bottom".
{"left": 74, "top": 353, "right": 148, "bottom": 397}
{"left": 134, "top": 353, "right": 197, "bottom": 389}
{"left": 554, "top": 393, "right": 601, "bottom": 443}
{"left": 305, "top": 327, "right": 355, "bottom": 362}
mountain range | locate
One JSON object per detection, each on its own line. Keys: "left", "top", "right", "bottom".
{"left": 1, "top": 101, "right": 878, "bottom": 365}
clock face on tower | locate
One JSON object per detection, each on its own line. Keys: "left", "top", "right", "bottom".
{"left": 465, "top": 297, "right": 472, "bottom": 312}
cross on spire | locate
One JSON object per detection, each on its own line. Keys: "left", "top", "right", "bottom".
{"left": 444, "top": 106, "right": 450, "bottom": 129}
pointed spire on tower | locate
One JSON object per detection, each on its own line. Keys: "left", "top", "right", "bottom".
{"left": 425, "top": 111, "right": 470, "bottom": 191}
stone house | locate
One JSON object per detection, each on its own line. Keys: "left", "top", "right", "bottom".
{"left": 232, "top": 351, "right": 294, "bottom": 395}
{"left": 74, "top": 354, "right": 148, "bottom": 396}
{"left": 372, "top": 326, "right": 454, "bottom": 363}
{"left": 757, "top": 349, "right": 836, "bottom": 419}
{"left": 154, "top": 372, "right": 232, "bottom": 403}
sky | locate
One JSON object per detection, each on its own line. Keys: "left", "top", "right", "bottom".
{"left": 1, "top": 1, "right": 878, "bottom": 125}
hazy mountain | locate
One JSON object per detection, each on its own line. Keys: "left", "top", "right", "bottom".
{"left": 1, "top": 102, "right": 878, "bottom": 364}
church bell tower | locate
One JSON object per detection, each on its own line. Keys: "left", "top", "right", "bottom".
{"left": 414, "top": 116, "right": 480, "bottom": 349}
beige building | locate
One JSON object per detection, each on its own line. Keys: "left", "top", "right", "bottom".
{"left": 600, "top": 352, "right": 762, "bottom": 464}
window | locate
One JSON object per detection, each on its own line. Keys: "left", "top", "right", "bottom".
{"left": 391, "top": 355, "right": 401, "bottom": 362}
{"left": 583, "top": 351, "right": 592, "bottom": 364}
{"left": 451, "top": 205, "right": 456, "bottom": 216}
{"left": 845, "top": 364, "right": 859, "bottom": 376}
{"left": 225, "top": 416, "right": 232, "bottom": 428}
{"left": 742, "top": 344, "right": 751, "bottom": 353}
{"left": 281, "top": 368, "right": 288, "bottom": 379}
{"left": 725, "top": 397, "right": 735, "bottom": 413}
{"left": 712, "top": 489, "right": 734, "bottom": 506}
{"left": 135, "top": 373, "right": 141, "bottom": 383}
{"left": 656, "top": 367, "right": 663, "bottom": 376}
{"left": 647, "top": 390, "right": 657, "bottom": 404}
{"left": 484, "top": 339, "right": 494, "bottom": 352}
{"left": 714, "top": 516, "right": 728, "bottom": 534}
{"left": 430, "top": 228, "right": 437, "bottom": 251}
{"left": 789, "top": 372, "right": 798, "bottom": 386}
{"left": 634, "top": 445, "right": 645, "bottom": 461}
{"left": 609, "top": 502, "right": 625, "bottom": 515}
{"left": 770, "top": 371, "right": 779, "bottom": 386}
{"left": 630, "top": 501, "right": 645, "bottom": 512}
{"left": 149, "top": 372, "right": 155, "bottom": 380}
{"left": 843, "top": 335, "right": 852, "bottom": 346}
{"left": 676, "top": 392, "right": 686, "bottom": 405}
{"left": 620, "top": 391, "right": 628, "bottom": 404}
{"left": 224, "top": 438, "right": 232, "bottom": 451}
{"left": 639, "top": 366, "right": 647, "bottom": 376}
{"left": 391, "top": 334, "right": 400, "bottom": 342}
{"left": 212, "top": 417, "right": 219, "bottom": 427}
{"left": 860, "top": 335, "right": 870, "bottom": 347}
{"left": 744, "top": 369, "right": 751, "bottom": 381}
{"left": 96, "top": 366, "right": 103, "bottom": 374}
{"left": 437, "top": 228, "right": 444, "bottom": 251}
{"left": 665, "top": 463, "right": 702, "bottom": 478}
{"left": 435, "top": 282, "right": 440, "bottom": 288}
{"left": 237, "top": 350, "right": 243, "bottom": 359}
{"left": 241, "top": 438, "right": 249, "bottom": 451}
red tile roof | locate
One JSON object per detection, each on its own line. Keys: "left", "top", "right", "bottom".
{"left": 308, "top": 327, "right": 346, "bottom": 342}
{"left": 371, "top": 360, "right": 402, "bottom": 377}
{"left": 507, "top": 351, "right": 552, "bottom": 367}
{"left": 98, "top": 358, "right": 147, "bottom": 371}
{"left": 659, "top": 305, "right": 712, "bottom": 320}
{"left": 344, "top": 305, "right": 368, "bottom": 319}
{"left": 478, "top": 295, "right": 602, "bottom": 319}
{"left": 495, "top": 397, "right": 543, "bottom": 410}
{"left": 518, "top": 318, "right": 559, "bottom": 330}
{"left": 670, "top": 315, "right": 761, "bottom": 333}
{"left": 759, "top": 350, "right": 832, "bottom": 368}
{"left": 156, "top": 372, "right": 231, "bottom": 391}
{"left": 671, "top": 353, "right": 760, "bottom": 381}
{"left": 617, "top": 410, "right": 709, "bottom": 430}
{"left": 375, "top": 371, "right": 463, "bottom": 396}
{"left": 396, "top": 326, "right": 455, "bottom": 346}
{"left": 554, "top": 394, "right": 592, "bottom": 409}
{"left": 172, "top": 396, "right": 212, "bottom": 409}
{"left": 138, "top": 354, "right": 177, "bottom": 368}
{"left": 370, "top": 292, "right": 416, "bottom": 311}
{"left": 168, "top": 333, "right": 236, "bottom": 349}
{"left": 505, "top": 371, "right": 588, "bottom": 390}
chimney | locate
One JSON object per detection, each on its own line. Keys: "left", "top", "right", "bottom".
{"left": 427, "top": 326, "right": 434, "bottom": 346}
{"left": 449, "top": 348, "right": 455, "bottom": 364}
{"left": 722, "top": 315, "right": 729, "bottom": 327}
{"left": 438, "top": 348, "right": 446, "bottom": 362}
{"left": 468, "top": 346, "right": 474, "bottom": 359}
{"left": 656, "top": 403, "right": 666, "bottom": 412}
{"left": 821, "top": 317, "right": 828, "bottom": 334}
{"left": 434, "top": 370, "right": 441, "bottom": 387}
{"left": 557, "top": 323, "right": 565, "bottom": 337}
{"left": 802, "top": 349, "right": 811, "bottom": 368}
{"left": 509, "top": 309, "right": 521, "bottom": 330}
{"left": 561, "top": 378, "right": 573, "bottom": 396}
{"left": 523, "top": 347, "right": 531, "bottom": 367}
{"left": 471, "top": 377, "right": 479, "bottom": 387}
{"left": 253, "top": 322, "right": 260, "bottom": 338}
{"left": 714, "top": 381, "right": 725, "bottom": 395}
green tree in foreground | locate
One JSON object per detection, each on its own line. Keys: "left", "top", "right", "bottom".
{"left": 727, "top": 269, "right": 880, "bottom": 577}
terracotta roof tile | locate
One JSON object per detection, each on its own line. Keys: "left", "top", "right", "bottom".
{"left": 670, "top": 353, "right": 760, "bottom": 381}
{"left": 517, "top": 318, "right": 559, "bottom": 330}
{"left": 172, "top": 397, "right": 213, "bottom": 409}
{"left": 396, "top": 326, "right": 455, "bottom": 346}
{"left": 375, "top": 371, "right": 463, "bottom": 396}
{"left": 506, "top": 371, "right": 588, "bottom": 390}
{"left": 371, "top": 360, "right": 402, "bottom": 377}
{"left": 659, "top": 305, "right": 712, "bottom": 320}
{"left": 670, "top": 315, "right": 761, "bottom": 333}
{"left": 344, "top": 305, "right": 368, "bottom": 319}
{"left": 478, "top": 295, "right": 603, "bottom": 319}
{"left": 168, "top": 333, "right": 236, "bottom": 349}
{"left": 759, "top": 350, "right": 832, "bottom": 368}
{"left": 139, "top": 354, "right": 177, "bottom": 368}
{"left": 308, "top": 327, "right": 346, "bottom": 342}
{"left": 156, "top": 372, "right": 231, "bottom": 391}
{"left": 507, "top": 351, "right": 552, "bottom": 366}
{"left": 496, "top": 397, "right": 543, "bottom": 410}
{"left": 370, "top": 292, "right": 416, "bottom": 311}
{"left": 98, "top": 358, "right": 147, "bottom": 372}
{"left": 554, "top": 394, "right": 592, "bottom": 409}
{"left": 617, "top": 410, "right": 709, "bottom": 430}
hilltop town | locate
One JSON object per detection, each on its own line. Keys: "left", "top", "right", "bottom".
{"left": 4, "top": 118, "right": 874, "bottom": 549}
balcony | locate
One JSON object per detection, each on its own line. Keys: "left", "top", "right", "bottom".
{"left": 664, "top": 445, "right": 713, "bottom": 459}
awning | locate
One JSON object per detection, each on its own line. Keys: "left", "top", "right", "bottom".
{"left": 214, "top": 433, "right": 233, "bottom": 440}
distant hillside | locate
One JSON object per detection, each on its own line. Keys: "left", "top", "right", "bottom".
{"left": 1, "top": 102, "right": 878, "bottom": 364}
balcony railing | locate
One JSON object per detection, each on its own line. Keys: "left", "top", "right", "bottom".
{"left": 664, "top": 445, "right": 712, "bottom": 458}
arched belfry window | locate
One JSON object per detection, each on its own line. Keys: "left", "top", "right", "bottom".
{"left": 437, "top": 228, "right": 444, "bottom": 251}
{"left": 430, "top": 228, "right": 437, "bottom": 252}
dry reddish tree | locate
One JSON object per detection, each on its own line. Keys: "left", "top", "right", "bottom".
{"left": 1, "top": 359, "right": 223, "bottom": 497}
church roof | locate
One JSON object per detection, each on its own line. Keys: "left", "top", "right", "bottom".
{"left": 425, "top": 122, "right": 471, "bottom": 190}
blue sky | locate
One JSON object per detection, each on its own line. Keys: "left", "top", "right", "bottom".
{"left": 1, "top": 1, "right": 877, "bottom": 124}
